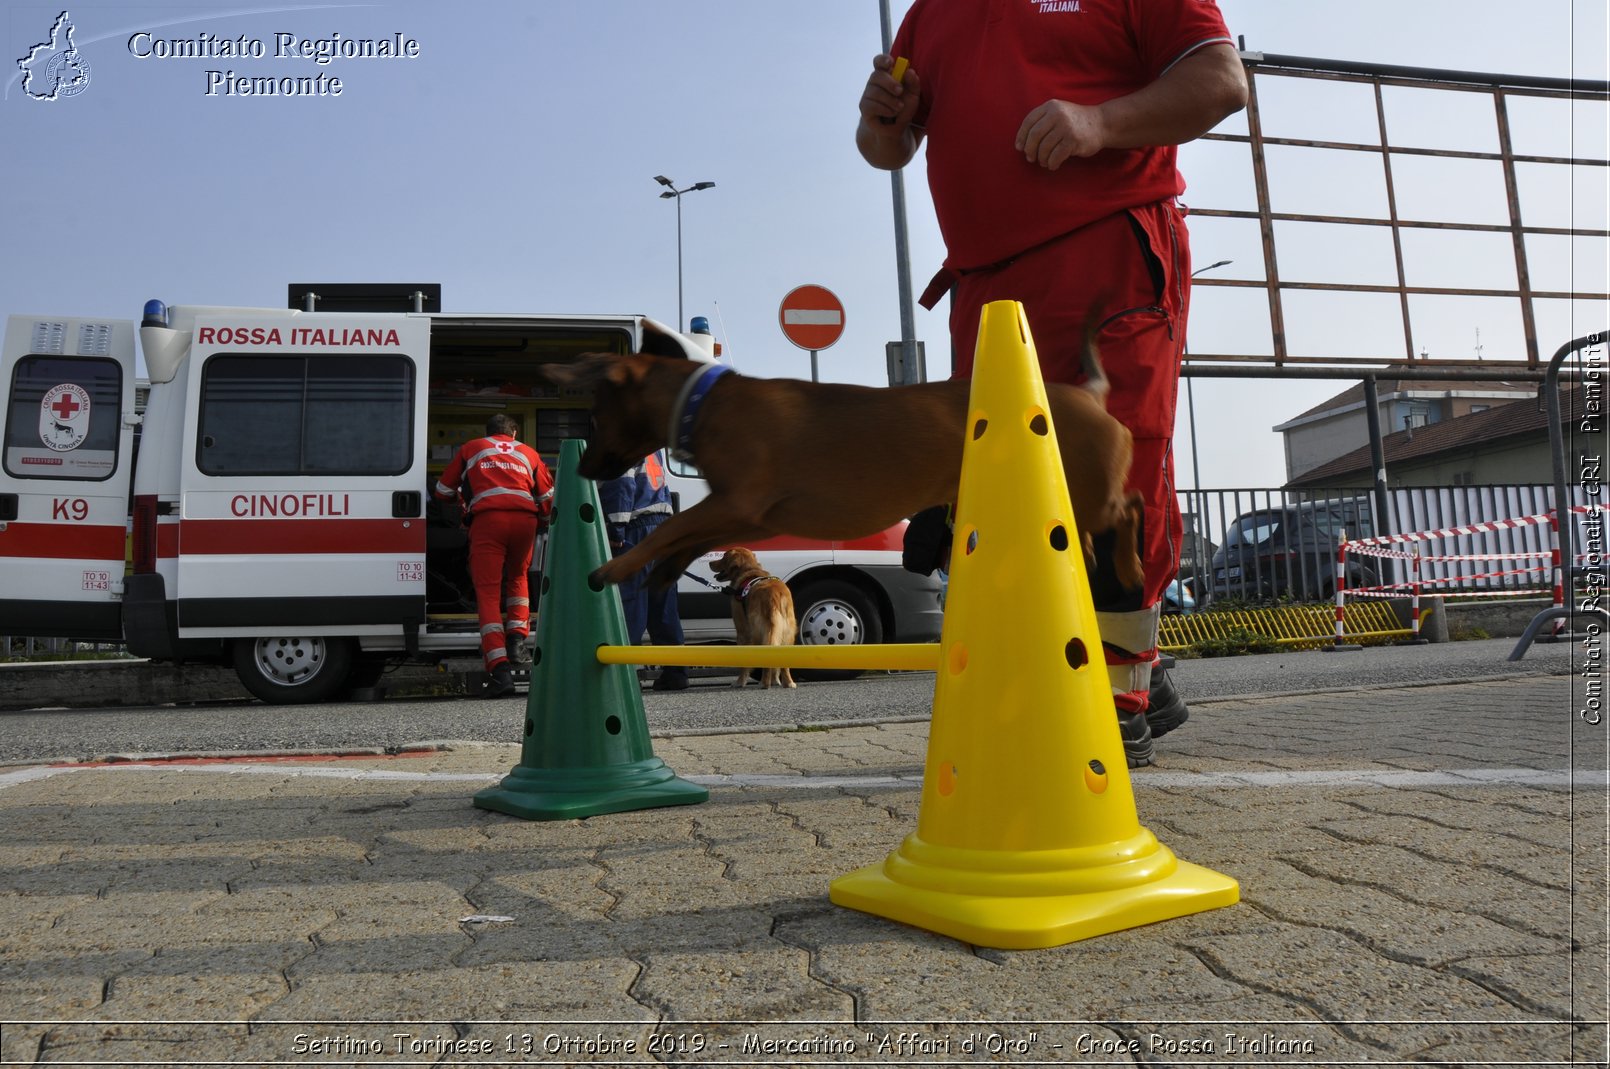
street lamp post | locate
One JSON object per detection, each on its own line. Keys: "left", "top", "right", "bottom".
{"left": 654, "top": 175, "right": 715, "bottom": 331}
{"left": 1184, "top": 259, "right": 1232, "bottom": 599}
{"left": 1184, "top": 259, "right": 1233, "bottom": 498}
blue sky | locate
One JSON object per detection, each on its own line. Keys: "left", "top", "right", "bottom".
{"left": 3, "top": 0, "right": 1605, "bottom": 491}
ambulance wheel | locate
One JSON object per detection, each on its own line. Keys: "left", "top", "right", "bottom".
{"left": 232, "top": 636, "right": 355, "bottom": 705}
{"left": 793, "top": 578, "right": 881, "bottom": 681}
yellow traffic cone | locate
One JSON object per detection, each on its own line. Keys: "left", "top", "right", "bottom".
{"left": 829, "top": 301, "right": 1238, "bottom": 948}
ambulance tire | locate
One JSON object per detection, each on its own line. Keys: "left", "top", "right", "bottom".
{"left": 345, "top": 655, "right": 390, "bottom": 690}
{"left": 232, "top": 636, "right": 356, "bottom": 705}
{"left": 792, "top": 578, "right": 881, "bottom": 682}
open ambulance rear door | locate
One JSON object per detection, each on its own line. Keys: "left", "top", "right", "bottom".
{"left": 172, "top": 312, "right": 432, "bottom": 701}
{"left": 0, "top": 316, "right": 138, "bottom": 641}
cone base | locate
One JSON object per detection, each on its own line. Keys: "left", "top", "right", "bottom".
{"left": 830, "top": 832, "right": 1239, "bottom": 950}
{"left": 473, "top": 757, "right": 709, "bottom": 821}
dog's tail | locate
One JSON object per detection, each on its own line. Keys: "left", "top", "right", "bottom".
{"left": 1079, "top": 303, "right": 1113, "bottom": 407}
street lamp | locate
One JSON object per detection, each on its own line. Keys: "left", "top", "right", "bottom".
{"left": 654, "top": 175, "right": 716, "bottom": 330}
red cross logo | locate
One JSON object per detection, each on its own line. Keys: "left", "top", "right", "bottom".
{"left": 51, "top": 392, "right": 81, "bottom": 420}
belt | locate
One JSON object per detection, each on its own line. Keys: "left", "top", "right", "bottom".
{"left": 918, "top": 230, "right": 1078, "bottom": 310}
{"left": 918, "top": 205, "right": 1168, "bottom": 310}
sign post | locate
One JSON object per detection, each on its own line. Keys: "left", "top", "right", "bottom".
{"left": 778, "top": 285, "right": 845, "bottom": 381}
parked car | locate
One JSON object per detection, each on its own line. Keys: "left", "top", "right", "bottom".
{"left": 1163, "top": 576, "right": 1196, "bottom": 614}
{"left": 1207, "top": 499, "right": 1376, "bottom": 602}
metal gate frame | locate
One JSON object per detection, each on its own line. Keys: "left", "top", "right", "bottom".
{"left": 1187, "top": 50, "right": 1608, "bottom": 371}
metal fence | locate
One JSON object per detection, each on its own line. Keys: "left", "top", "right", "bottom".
{"left": 2, "top": 481, "right": 1590, "bottom": 658}
{"left": 1179, "top": 481, "right": 1589, "bottom": 605}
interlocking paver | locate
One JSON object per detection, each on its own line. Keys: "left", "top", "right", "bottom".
{"left": 0, "top": 672, "right": 1600, "bottom": 1066}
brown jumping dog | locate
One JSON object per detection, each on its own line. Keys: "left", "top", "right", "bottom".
{"left": 535, "top": 352, "right": 1143, "bottom": 594}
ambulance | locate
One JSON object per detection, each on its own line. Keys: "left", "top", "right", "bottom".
{"left": 0, "top": 284, "right": 943, "bottom": 703}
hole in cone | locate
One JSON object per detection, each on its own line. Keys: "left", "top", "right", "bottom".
{"left": 961, "top": 526, "right": 979, "bottom": 555}
{"left": 1065, "top": 637, "right": 1088, "bottom": 670}
{"left": 947, "top": 642, "right": 968, "bottom": 675}
{"left": 1085, "top": 759, "right": 1110, "bottom": 794}
{"left": 541, "top": 576, "right": 551, "bottom": 596}
{"left": 1048, "top": 523, "right": 1069, "bottom": 552}
{"left": 579, "top": 502, "right": 597, "bottom": 523}
{"left": 937, "top": 762, "right": 957, "bottom": 796}
{"left": 605, "top": 715, "right": 622, "bottom": 735}
{"left": 587, "top": 573, "right": 606, "bottom": 592}
{"left": 1028, "top": 409, "right": 1049, "bottom": 436}
{"left": 971, "top": 417, "right": 988, "bottom": 440}
{"left": 524, "top": 719, "right": 534, "bottom": 737}
{"left": 530, "top": 647, "right": 542, "bottom": 667}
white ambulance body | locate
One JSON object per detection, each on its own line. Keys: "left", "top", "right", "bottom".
{"left": 0, "top": 287, "right": 943, "bottom": 702}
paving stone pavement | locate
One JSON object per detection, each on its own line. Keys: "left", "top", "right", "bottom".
{"left": 0, "top": 673, "right": 1604, "bottom": 1067}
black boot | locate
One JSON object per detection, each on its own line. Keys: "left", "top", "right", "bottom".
{"left": 1119, "top": 708, "right": 1155, "bottom": 768}
{"left": 483, "top": 663, "right": 516, "bottom": 698}
{"left": 1146, "top": 668, "right": 1190, "bottom": 737}
{"left": 652, "top": 668, "right": 689, "bottom": 691}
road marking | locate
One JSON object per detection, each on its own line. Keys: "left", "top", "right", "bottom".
{"left": 1, "top": 763, "right": 1601, "bottom": 793}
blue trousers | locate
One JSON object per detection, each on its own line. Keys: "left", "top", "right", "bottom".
{"left": 616, "top": 515, "right": 685, "bottom": 648}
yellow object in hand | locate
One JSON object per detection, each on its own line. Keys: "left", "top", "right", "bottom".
{"left": 879, "top": 56, "right": 910, "bottom": 125}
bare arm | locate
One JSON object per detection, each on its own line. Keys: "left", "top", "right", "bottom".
{"left": 1016, "top": 43, "right": 1248, "bottom": 171}
{"left": 856, "top": 54, "right": 925, "bottom": 170}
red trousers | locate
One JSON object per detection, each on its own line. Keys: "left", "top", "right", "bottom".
{"left": 946, "top": 199, "right": 1192, "bottom": 611}
{"left": 467, "top": 509, "right": 538, "bottom": 670}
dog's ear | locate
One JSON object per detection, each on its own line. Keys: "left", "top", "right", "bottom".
{"left": 534, "top": 352, "right": 635, "bottom": 389}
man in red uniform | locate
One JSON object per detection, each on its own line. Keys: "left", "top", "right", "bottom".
{"left": 434, "top": 414, "right": 554, "bottom": 698}
{"left": 857, "top": 0, "right": 1247, "bottom": 766}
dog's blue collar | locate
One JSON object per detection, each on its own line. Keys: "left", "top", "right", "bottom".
{"left": 667, "top": 362, "right": 734, "bottom": 463}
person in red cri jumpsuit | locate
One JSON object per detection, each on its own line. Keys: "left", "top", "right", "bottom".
{"left": 434, "top": 414, "right": 554, "bottom": 698}
{"left": 857, "top": 0, "right": 1247, "bottom": 767}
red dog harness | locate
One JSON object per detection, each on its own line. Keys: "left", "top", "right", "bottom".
{"left": 727, "top": 575, "right": 780, "bottom": 601}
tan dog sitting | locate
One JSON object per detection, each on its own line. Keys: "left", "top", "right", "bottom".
{"left": 535, "top": 348, "right": 1142, "bottom": 595}
{"left": 709, "top": 548, "right": 797, "bottom": 690}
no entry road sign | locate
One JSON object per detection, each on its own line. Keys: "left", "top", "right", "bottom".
{"left": 778, "top": 285, "right": 845, "bottom": 352}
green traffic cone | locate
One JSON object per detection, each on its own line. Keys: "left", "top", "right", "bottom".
{"left": 473, "top": 439, "right": 709, "bottom": 820}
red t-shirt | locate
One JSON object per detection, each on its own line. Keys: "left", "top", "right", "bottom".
{"left": 892, "top": 0, "right": 1234, "bottom": 268}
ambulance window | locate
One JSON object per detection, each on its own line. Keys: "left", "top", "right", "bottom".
{"left": 3, "top": 356, "right": 122, "bottom": 481}
{"left": 198, "top": 355, "right": 413, "bottom": 475}
{"left": 666, "top": 454, "right": 703, "bottom": 478}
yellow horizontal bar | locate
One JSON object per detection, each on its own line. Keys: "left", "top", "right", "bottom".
{"left": 596, "top": 643, "right": 942, "bottom": 672}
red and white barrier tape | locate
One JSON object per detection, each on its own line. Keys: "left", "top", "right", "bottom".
{"left": 1345, "top": 563, "right": 1551, "bottom": 595}
{"left": 1344, "top": 586, "right": 1550, "bottom": 600}
{"left": 1348, "top": 503, "right": 1605, "bottom": 549}
{"left": 1348, "top": 544, "right": 1555, "bottom": 563}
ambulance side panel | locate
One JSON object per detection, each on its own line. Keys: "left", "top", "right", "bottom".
{"left": 662, "top": 460, "right": 944, "bottom": 645}
{"left": 0, "top": 316, "right": 137, "bottom": 639}
{"left": 173, "top": 314, "right": 431, "bottom": 639}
